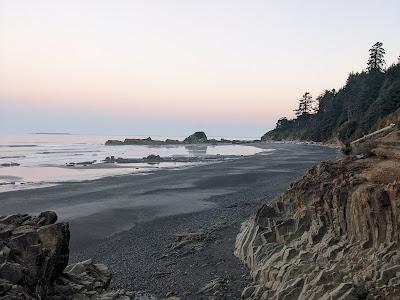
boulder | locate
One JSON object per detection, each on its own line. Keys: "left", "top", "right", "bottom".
{"left": 0, "top": 212, "right": 155, "bottom": 299}
{"left": 38, "top": 211, "right": 58, "bottom": 225}
{"left": 183, "top": 132, "right": 208, "bottom": 144}
{"left": 0, "top": 212, "right": 70, "bottom": 298}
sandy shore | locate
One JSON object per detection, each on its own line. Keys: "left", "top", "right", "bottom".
{"left": 0, "top": 143, "right": 338, "bottom": 299}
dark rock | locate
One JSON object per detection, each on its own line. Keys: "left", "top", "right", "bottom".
{"left": 0, "top": 162, "right": 20, "bottom": 167}
{"left": 104, "top": 156, "right": 116, "bottom": 163}
{"left": 165, "top": 139, "right": 180, "bottom": 144}
{"left": 105, "top": 140, "right": 124, "bottom": 145}
{"left": 0, "top": 261, "right": 26, "bottom": 284}
{"left": 0, "top": 212, "right": 148, "bottom": 299}
{"left": 37, "top": 211, "right": 58, "bottom": 225}
{"left": 144, "top": 154, "right": 161, "bottom": 161}
{"left": 184, "top": 132, "right": 208, "bottom": 144}
{"left": 105, "top": 132, "right": 255, "bottom": 146}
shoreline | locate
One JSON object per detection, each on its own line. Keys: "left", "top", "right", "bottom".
{"left": 0, "top": 143, "right": 266, "bottom": 194}
{"left": 0, "top": 143, "right": 338, "bottom": 298}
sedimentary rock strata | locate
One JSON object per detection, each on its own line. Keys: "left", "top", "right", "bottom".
{"left": 235, "top": 130, "right": 400, "bottom": 299}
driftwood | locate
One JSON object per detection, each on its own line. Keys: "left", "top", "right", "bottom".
{"left": 351, "top": 123, "right": 396, "bottom": 145}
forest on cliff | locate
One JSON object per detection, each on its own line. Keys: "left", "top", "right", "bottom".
{"left": 263, "top": 43, "right": 400, "bottom": 142}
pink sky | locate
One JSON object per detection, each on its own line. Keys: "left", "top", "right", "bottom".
{"left": 1, "top": 0, "right": 399, "bottom": 136}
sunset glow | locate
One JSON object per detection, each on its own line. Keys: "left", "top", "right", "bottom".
{"left": 1, "top": 0, "right": 399, "bottom": 136}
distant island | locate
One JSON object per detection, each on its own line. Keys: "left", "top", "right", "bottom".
{"left": 262, "top": 42, "right": 400, "bottom": 143}
{"left": 34, "top": 132, "right": 72, "bottom": 135}
{"left": 105, "top": 131, "right": 259, "bottom": 146}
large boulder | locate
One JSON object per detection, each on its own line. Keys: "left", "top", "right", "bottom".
{"left": 0, "top": 212, "right": 155, "bottom": 300}
{"left": 184, "top": 131, "right": 208, "bottom": 143}
{"left": 0, "top": 212, "right": 69, "bottom": 298}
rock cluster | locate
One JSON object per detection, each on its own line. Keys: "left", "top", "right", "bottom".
{"left": 235, "top": 130, "right": 400, "bottom": 299}
{"left": 0, "top": 211, "right": 152, "bottom": 299}
{"left": 0, "top": 162, "right": 20, "bottom": 167}
{"left": 106, "top": 137, "right": 163, "bottom": 146}
{"left": 105, "top": 131, "right": 259, "bottom": 146}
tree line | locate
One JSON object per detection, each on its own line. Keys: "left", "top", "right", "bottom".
{"left": 264, "top": 42, "right": 400, "bottom": 142}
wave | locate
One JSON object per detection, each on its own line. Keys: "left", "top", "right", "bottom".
{"left": 0, "top": 155, "right": 26, "bottom": 159}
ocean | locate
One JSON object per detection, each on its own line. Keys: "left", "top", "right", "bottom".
{"left": 0, "top": 133, "right": 265, "bottom": 192}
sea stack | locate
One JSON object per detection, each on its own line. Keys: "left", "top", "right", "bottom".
{"left": 183, "top": 131, "right": 208, "bottom": 143}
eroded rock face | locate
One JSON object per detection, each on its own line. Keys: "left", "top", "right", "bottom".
{"left": 372, "top": 130, "right": 400, "bottom": 159}
{"left": 0, "top": 212, "right": 152, "bottom": 300}
{"left": 235, "top": 138, "right": 400, "bottom": 299}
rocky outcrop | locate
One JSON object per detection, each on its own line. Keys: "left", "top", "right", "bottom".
{"left": 371, "top": 130, "right": 400, "bottom": 159}
{"left": 105, "top": 132, "right": 209, "bottom": 146}
{"left": 235, "top": 130, "right": 400, "bottom": 299}
{"left": 105, "top": 137, "right": 166, "bottom": 146}
{"left": 0, "top": 212, "right": 153, "bottom": 299}
{"left": 105, "top": 132, "right": 258, "bottom": 146}
{"left": 0, "top": 162, "right": 20, "bottom": 167}
{"left": 183, "top": 132, "right": 208, "bottom": 144}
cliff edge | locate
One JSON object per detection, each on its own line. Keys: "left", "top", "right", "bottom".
{"left": 235, "top": 129, "right": 400, "bottom": 299}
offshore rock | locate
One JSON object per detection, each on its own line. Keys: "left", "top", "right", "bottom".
{"left": 105, "top": 132, "right": 257, "bottom": 145}
{"left": 235, "top": 130, "right": 400, "bottom": 299}
{"left": 183, "top": 131, "right": 208, "bottom": 143}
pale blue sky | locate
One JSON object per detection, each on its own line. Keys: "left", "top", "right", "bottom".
{"left": 1, "top": 0, "right": 399, "bottom": 137}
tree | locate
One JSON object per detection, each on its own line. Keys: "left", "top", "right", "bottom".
{"left": 276, "top": 117, "right": 290, "bottom": 129}
{"left": 294, "top": 92, "right": 313, "bottom": 116}
{"left": 367, "top": 42, "right": 386, "bottom": 72}
{"left": 313, "top": 95, "right": 321, "bottom": 113}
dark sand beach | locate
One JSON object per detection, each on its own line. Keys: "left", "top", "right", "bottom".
{"left": 0, "top": 143, "right": 338, "bottom": 299}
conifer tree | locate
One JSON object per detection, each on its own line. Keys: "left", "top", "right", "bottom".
{"left": 294, "top": 92, "right": 313, "bottom": 116}
{"left": 367, "top": 42, "right": 386, "bottom": 72}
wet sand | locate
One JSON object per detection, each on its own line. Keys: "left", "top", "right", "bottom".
{"left": 0, "top": 143, "right": 338, "bottom": 299}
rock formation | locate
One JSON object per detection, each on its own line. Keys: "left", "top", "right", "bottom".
{"left": 235, "top": 129, "right": 400, "bottom": 299}
{"left": 183, "top": 132, "right": 208, "bottom": 144}
{"left": 372, "top": 130, "right": 400, "bottom": 159}
{"left": 105, "top": 137, "right": 164, "bottom": 146}
{"left": 105, "top": 131, "right": 258, "bottom": 146}
{"left": 0, "top": 211, "right": 154, "bottom": 299}
{"left": 0, "top": 162, "right": 20, "bottom": 167}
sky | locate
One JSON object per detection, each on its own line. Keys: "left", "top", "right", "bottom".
{"left": 1, "top": 0, "right": 399, "bottom": 137}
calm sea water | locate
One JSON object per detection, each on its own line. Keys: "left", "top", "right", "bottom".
{"left": 0, "top": 134, "right": 267, "bottom": 192}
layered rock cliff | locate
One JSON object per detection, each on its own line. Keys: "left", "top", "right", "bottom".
{"left": 235, "top": 130, "right": 400, "bottom": 299}
{"left": 0, "top": 212, "right": 152, "bottom": 299}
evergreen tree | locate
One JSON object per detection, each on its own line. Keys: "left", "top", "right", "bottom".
{"left": 276, "top": 117, "right": 290, "bottom": 129}
{"left": 367, "top": 42, "right": 386, "bottom": 72}
{"left": 313, "top": 95, "right": 321, "bottom": 113}
{"left": 294, "top": 92, "right": 313, "bottom": 116}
